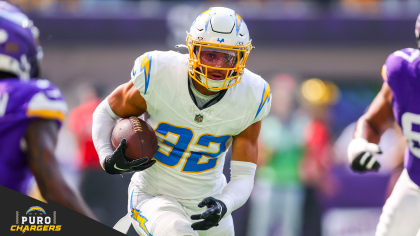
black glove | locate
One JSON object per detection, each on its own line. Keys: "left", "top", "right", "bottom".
{"left": 190, "top": 197, "right": 227, "bottom": 231}
{"left": 104, "top": 139, "right": 156, "bottom": 174}
{"left": 351, "top": 151, "right": 381, "bottom": 172}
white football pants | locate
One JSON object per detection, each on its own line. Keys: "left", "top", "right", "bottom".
{"left": 114, "top": 182, "right": 234, "bottom": 236}
{"left": 376, "top": 169, "right": 420, "bottom": 236}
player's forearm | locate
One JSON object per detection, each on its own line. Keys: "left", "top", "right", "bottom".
{"left": 354, "top": 115, "right": 387, "bottom": 144}
{"left": 92, "top": 98, "right": 120, "bottom": 168}
{"left": 353, "top": 83, "right": 394, "bottom": 144}
{"left": 219, "top": 161, "right": 256, "bottom": 217}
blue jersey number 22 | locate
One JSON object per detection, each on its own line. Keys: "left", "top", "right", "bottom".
{"left": 154, "top": 122, "right": 231, "bottom": 173}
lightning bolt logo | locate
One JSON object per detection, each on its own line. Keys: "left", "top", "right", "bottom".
{"left": 255, "top": 83, "right": 271, "bottom": 119}
{"left": 26, "top": 206, "right": 46, "bottom": 215}
{"left": 236, "top": 13, "right": 243, "bottom": 36}
{"left": 202, "top": 8, "right": 212, "bottom": 31}
{"left": 130, "top": 190, "right": 153, "bottom": 236}
{"left": 139, "top": 53, "right": 152, "bottom": 95}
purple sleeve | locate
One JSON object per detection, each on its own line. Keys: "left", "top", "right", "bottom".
{"left": 382, "top": 51, "right": 406, "bottom": 84}
{"left": 382, "top": 48, "right": 420, "bottom": 85}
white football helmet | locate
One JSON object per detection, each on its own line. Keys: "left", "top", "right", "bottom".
{"left": 187, "top": 7, "right": 252, "bottom": 91}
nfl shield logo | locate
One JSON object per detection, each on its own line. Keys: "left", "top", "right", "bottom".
{"left": 195, "top": 114, "right": 204, "bottom": 123}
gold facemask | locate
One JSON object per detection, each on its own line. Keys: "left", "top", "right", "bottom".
{"left": 186, "top": 34, "right": 252, "bottom": 91}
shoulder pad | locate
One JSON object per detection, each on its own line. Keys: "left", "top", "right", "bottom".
{"left": 131, "top": 50, "right": 184, "bottom": 96}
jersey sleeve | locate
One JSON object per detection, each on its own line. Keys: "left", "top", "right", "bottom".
{"left": 381, "top": 49, "right": 418, "bottom": 84}
{"left": 26, "top": 79, "right": 68, "bottom": 124}
{"left": 131, "top": 51, "right": 155, "bottom": 100}
{"left": 253, "top": 81, "right": 272, "bottom": 123}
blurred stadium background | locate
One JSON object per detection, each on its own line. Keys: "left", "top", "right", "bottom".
{"left": 11, "top": 0, "right": 418, "bottom": 235}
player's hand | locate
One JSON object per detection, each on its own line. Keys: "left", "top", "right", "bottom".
{"left": 104, "top": 139, "right": 156, "bottom": 174}
{"left": 347, "top": 138, "right": 381, "bottom": 172}
{"left": 190, "top": 197, "right": 227, "bottom": 231}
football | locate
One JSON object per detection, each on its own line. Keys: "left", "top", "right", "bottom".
{"left": 111, "top": 116, "right": 158, "bottom": 162}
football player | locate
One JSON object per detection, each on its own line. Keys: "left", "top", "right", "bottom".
{"left": 0, "top": 2, "right": 95, "bottom": 219}
{"left": 92, "top": 7, "right": 271, "bottom": 236}
{"left": 347, "top": 14, "right": 420, "bottom": 236}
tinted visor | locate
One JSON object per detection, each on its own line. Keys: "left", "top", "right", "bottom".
{"left": 198, "top": 47, "right": 238, "bottom": 69}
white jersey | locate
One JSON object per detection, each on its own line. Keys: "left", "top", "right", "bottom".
{"left": 130, "top": 50, "right": 271, "bottom": 200}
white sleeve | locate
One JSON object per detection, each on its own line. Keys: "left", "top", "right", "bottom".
{"left": 92, "top": 98, "right": 120, "bottom": 168}
{"left": 219, "top": 160, "right": 257, "bottom": 217}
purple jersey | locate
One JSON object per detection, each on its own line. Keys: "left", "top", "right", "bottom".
{"left": 382, "top": 48, "right": 420, "bottom": 186}
{"left": 0, "top": 78, "right": 67, "bottom": 194}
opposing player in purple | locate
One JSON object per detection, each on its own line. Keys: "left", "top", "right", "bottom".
{"left": 0, "top": 1, "right": 95, "bottom": 219}
{"left": 347, "top": 14, "right": 420, "bottom": 236}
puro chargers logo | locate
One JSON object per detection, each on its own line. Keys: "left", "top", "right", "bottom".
{"left": 10, "top": 206, "right": 62, "bottom": 233}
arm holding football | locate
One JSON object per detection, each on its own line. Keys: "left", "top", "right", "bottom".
{"left": 92, "top": 81, "right": 147, "bottom": 169}
{"left": 92, "top": 98, "right": 120, "bottom": 168}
